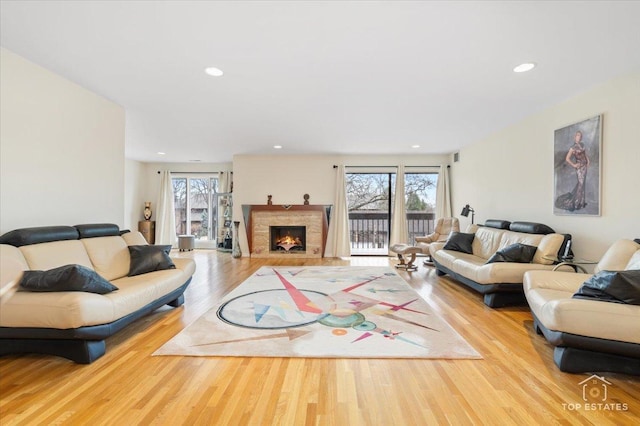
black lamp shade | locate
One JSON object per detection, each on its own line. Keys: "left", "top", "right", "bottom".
{"left": 461, "top": 204, "right": 471, "bottom": 217}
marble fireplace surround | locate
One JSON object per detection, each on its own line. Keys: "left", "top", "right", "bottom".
{"left": 242, "top": 205, "right": 331, "bottom": 258}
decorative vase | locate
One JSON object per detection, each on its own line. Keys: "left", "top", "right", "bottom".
{"left": 232, "top": 221, "right": 242, "bottom": 258}
{"left": 143, "top": 202, "right": 152, "bottom": 220}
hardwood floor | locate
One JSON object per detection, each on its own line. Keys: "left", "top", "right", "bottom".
{"left": 1, "top": 251, "right": 638, "bottom": 425}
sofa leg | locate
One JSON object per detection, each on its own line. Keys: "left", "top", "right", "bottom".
{"left": 167, "top": 294, "right": 185, "bottom": 307}
{"left": 532, "top": 317, "right": 544, "bottom": 335}
{"left": 435, "top": 268, "right": 446, "bottom": 276}
{"left": 554, "top": 346, "right": 640, "bottom": 375}
{"left": 0, "top": 339, "right": 105, "bottom": 364}
{"left": 483, "top": 292, "right": 527, "bottom": 308}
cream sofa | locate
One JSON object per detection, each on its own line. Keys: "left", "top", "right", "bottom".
{"left": 524, "top": 239, "right": 640, "bottom": 374}
{"left": 0, "top": 223, "right": 196, "bottom": 363}
{"left": 431, "top": 221, "right": 568, "bottom": 308}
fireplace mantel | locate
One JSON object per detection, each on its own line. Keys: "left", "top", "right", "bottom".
{"left": 242, "top": 204, "right": 331, "bottom": 258}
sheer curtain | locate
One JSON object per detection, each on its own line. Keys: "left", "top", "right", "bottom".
{"left": 325, "top": 165, "right": 351, "bottom": 257}
{"left": 435, "top": 165, "right": 452, "bottom": 219}
{"left": 156, "top": 171, "right": 177, "bottom": 246}
{"left": 218, "top": 171, "right": 232, "bottom": 193}
{"left": 389, "top": 165, "right": 408, "bottom": 254}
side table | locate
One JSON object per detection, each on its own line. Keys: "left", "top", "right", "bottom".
{"left": 544, "top": 256, "right": 597, "bottom": 273}
{"left": 138, "top": 220, "right": 156, "bottom": 244}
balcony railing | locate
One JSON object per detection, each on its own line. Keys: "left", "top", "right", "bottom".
{"left": 349, "top": 211, "right": 436, "bottom": 254}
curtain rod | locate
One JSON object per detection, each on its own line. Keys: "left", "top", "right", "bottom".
{"left": 157, "top": 171, "right": 231, "bottom": 174}
{"left": 332, "top": 165, "right": 449, "bottom": 169}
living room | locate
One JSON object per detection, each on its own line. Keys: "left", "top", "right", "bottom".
{"left": 1, "top": 1, "right": 639, "bottom": 424}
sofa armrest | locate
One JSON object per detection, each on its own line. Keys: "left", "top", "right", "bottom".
{"left": 429, "top": 242, "right": 446, "bottom": 257}
{"left": 523, "top": 270, "right": 591, "bottom": 293}
{"left": 415, "top": 234, "right": 436, "bottom": 244}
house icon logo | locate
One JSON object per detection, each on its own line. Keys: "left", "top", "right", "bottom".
{"left": 578, "top": 375, "right": 611, "bottom": 402}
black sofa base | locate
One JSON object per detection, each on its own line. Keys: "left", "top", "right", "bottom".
{"left": 0, "top": 279, "right": 191, "bottom": 364}
{"left": 533, "top": 314, "right": 640, "bottom": 375}
{"left": 433, "top": 260, "right": 527, "bottom": 308}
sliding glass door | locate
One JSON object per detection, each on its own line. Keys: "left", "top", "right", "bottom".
{"left": 171, "top": 175, "right": 218, "bottom": 248}
{"left": 346, "top": 170, "right": 438, "bottom": 255}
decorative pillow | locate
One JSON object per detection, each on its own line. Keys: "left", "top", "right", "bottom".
{"left": 128, "top": 245, "right": 176, "bottom": 276}
{"left": 443, "top": 232, "right": 475, "bottom": 254}
{"left": 19, "top": 264, "right": 118, "bottom": 294}
{"left": 573, "top": 270, "right": 640, "bottom": 305}
{"left": 486, "top": 243, "right": 537, "bottom": 264}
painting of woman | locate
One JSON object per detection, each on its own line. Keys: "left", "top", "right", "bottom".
{"left": 553, "top": 116, "right": 601, "bottom": 216}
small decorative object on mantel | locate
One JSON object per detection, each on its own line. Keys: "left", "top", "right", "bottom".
{"left": 303, "top": 194, "right": 310, "bottom": 205}
{"left": 267, "top": 195, "right": 273, "bottom": 205}
{"left": 143, "top": 202, "right": 152, "bottom": 220}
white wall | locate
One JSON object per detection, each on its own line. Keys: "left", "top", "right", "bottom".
{"left": 233, "top": 153, "right": 450, "bottom": 255}
{"left": 0, "top": 48, "right": 125, "bottom": 233}
{"left": 451, "top": 72, "right": 640, "bottom": 262}
{"left": 124, "top": 159, "right": 146, "bottom": 230}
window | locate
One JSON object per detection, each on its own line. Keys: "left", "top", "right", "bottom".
{"left": 346, "top": 170, "right": 437, "bottom": 255}
{"left": 172, "top": 175, "right": 218, "bottom": 248}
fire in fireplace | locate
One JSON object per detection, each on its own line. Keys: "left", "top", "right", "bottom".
{"left": 270, "top": 226, "right": 306, "bottom": 252}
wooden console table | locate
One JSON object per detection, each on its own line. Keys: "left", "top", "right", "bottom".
{"left": 138, "top": 220, "right": 156, "bottom": 244}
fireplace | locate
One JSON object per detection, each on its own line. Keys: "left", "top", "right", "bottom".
{"left": 242, "top": 204, "right": 330, "bottom": 258}
{"left": 270, "top": 226, "right": 306, "bottom": 252}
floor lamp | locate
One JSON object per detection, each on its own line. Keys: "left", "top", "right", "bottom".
{"left": 460, "top": 204, "right": 475, "bottom": 224}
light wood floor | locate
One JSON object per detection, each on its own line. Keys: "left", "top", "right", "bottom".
{"left": 1, "top": 251, "right": 638, "bottom": 425}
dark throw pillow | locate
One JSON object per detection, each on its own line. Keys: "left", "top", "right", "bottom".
{"left": 128, "top": 245, "right": 176, "bottom": 276}
{"left": 573, "top": 270, "right": 640, "bottom": 305}
{"left": 19, "top": 264, "right": 118, "bottom": 294}
{"left": 486, "top": 243, "right": 538, "bottom": 264}
{"left": 443, "top": 232, "right": 475, "bottom": 254}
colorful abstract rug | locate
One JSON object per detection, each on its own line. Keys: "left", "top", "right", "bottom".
{"left": 153, "top": 266, "right": 481, "bottom": 359}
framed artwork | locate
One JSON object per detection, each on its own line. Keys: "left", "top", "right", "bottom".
{"left": 553, "top": 115, "right": 602, "bottom": 216}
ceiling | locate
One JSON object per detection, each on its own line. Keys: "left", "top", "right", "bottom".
{"left": 1, "top": 1, "right": 639, "bottom": 163}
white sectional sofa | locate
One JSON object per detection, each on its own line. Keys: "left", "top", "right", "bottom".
{"left": 524, "top": 239, "right": 640, "bottom": 374}
{"left": 0, "top": 224, "right": 196, "bottom": 363}
{"left": 431, "top": 221, "right": 569, "bottom": 307}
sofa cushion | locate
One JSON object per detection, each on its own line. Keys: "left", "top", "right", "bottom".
{"left": 122, "top": 231, "right": 149, "bottom": 246}
{"left": 471, "top": 226, "right": 504, "bottom": 259}
{"left": 19, "top": 264, "right": 118, "bottom": 294}
{"left": 484, "top": 219, "right": 511, "bottom": 230}
{"left": 573, "top": 270, "right": 640, "bottom": 305}
{"left": 19, "top": 240, "right": 94, "bottom": 271}
{"left": 532, "top": 234, "right": 566, "bottom": 265}
{"left": 626, "top": 251, "right": 640, "bottom": 270}
{"left": 509, "top": 221, "right": 555, "bottom": 235}
{"left": 82, "top": 236, "right": 131, "bottom": 281}
{"left": 128, "top": 245, "right": 176, "bottom": 276}
{"left": 596, "top": 239, "right": 640, "bottom": 273}
{"left": 443, "top": 232, "right": 475, "bottom": 254}
{"left": 486, "top": 243, "right": 537, "bottom": 264}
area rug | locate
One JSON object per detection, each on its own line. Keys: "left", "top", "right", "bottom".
{"left": 153, "top": 266, "right": 481, "bottom": 359}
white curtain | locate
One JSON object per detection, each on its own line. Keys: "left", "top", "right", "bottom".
{"left": 435, "top": 165, "right": 452, "bottom": 219}
{"left": 156, "top": 171, "right": 177, "bottom": 246}
{"left": 218, "top": 171, "right": 232, "bottom": 193}
{"left": 389, "top": 165, "right": 408, "bottom": 254}
{"left": 325, "top": 165, "right": 351, "bottom": 257}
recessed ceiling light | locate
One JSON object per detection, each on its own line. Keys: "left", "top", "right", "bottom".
{"left": 157, "top": 151, "right": 166, "bottom": 155}
{"left": 273, "top": 145, "right": 282, "bottom": 149}
{"left": 513, "top": 62, "right": 536, "bottom": 73}
{"left": 205, "top": 67, "right": 224, "bottom": 77}
{"left": 411, "top": 145, "right": 420, "bottom": 149}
